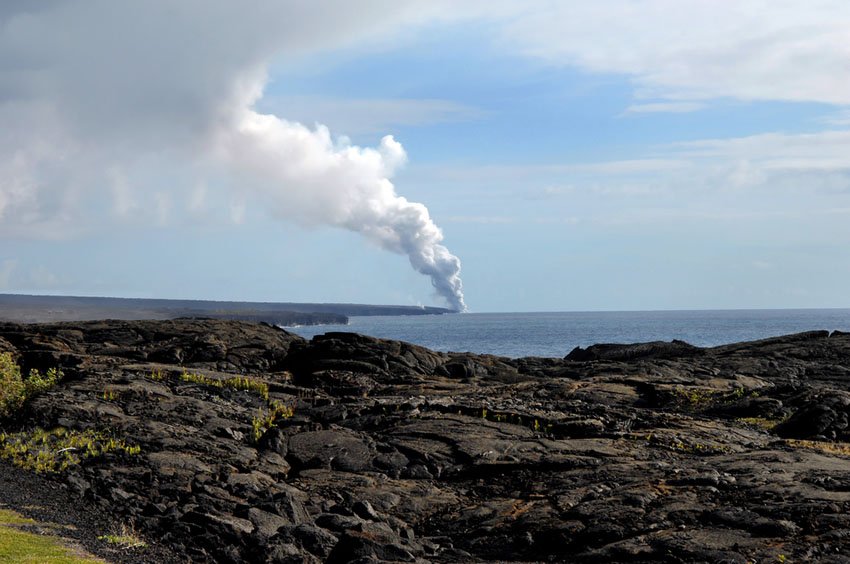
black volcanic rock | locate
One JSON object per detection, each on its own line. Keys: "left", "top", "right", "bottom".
{"left": 565, "top": 339, "right": 704, "bottom": 362}
{"left": 1, "top": 320, "right": 850, "bottom": 563}
{"left": 0, "top": 318, "right": 303, "bottom": 374}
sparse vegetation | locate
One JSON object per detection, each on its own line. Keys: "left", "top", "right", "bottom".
{"left": 786, "top": 439, "right": 850, "bottom": 457}
{"left": 180, "top": 371, "right": 269, "bottom": 400}
{"left": 97, "top": 523, "right": 146, "bottom": 549}
{"left": 670, "top": 385, "right": 754, "bottom": 410}
{"left": 0, "top": 427, "right": 141, "bottom": 473}
{"left": 0, "top": 352, "right": 62, "bottom": 418}
{"left": 641, "top": 432, "right": 728, "bottom": 455}
{"left": 736, "top": 416, "right": 783, "bottom": 431}
{"left": 672, "top": 386, "right": 719, "bottom": 407}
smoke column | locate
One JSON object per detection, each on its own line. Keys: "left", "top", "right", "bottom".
{"left": 215, "top": 104, "right": 467, "bottom": 312}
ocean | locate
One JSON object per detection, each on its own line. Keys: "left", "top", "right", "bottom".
{"left": 285, "top": 309, "right": 850, "bottom": 358}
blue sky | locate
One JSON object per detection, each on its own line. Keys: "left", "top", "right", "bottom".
{"left": 1, "top": 2, "right": 849, "bottom": 312}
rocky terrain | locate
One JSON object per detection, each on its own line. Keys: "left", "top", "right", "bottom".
{"left": 2, "top": 319, "right": 850, "bottom": 563}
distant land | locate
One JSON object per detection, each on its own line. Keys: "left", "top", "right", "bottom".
{"left": 0, "top": 293, "right": 455, "bottom": 325}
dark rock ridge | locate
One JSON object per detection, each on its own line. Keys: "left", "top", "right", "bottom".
{"left": 2, "top": 320, "right": 850, "bottom": 562}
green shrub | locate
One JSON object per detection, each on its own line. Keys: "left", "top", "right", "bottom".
{"left": 0, "top": 353, "right": 26, "bottom": 417}
{"left": 25, "top": 367, "right": 61, "bottom": 397}
{"left": 0, "top": 353, "right": 62, "bottom": 418}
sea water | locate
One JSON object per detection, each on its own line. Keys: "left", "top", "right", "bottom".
{"left": 285, "top": 309, "right": 850, "bottom": 359}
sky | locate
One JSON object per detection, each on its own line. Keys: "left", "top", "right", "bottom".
{"left": 1, "top": 1, "right": 849, "bottom": 312}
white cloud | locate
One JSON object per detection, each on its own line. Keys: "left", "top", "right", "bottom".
{"left": 499, "top": 0, "right": 850, "bottom": 106}
{"left": 2, "top": 1, "right": 845, "bottom": 239}
{"left": 672, "top": 130, "right": 850, "bottom": 172}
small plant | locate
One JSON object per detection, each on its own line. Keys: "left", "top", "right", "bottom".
{"left": 251, "top": 400, "right": 294, "bottom": 443}
{"left": 101, "top": 389, "right": 119, "bottom": 401}
{"left": 98, "top": 523, "right": 147, "bottom": 549}
{"left": 147, "top": 369, "right": 166, "bottom": 382}
{"left": 25, "top": 367, "right": 61, "bottom": 396}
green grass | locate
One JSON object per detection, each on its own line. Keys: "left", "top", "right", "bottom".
{"left": 0, "top": 509, "right": 103, "bottom": 563}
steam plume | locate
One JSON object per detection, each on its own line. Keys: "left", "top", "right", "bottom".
{"left": 216, "top": 105, "right": 467, "bottom": 311}
{"left": 0, "top": 2, "right": 468, "bottom": 310}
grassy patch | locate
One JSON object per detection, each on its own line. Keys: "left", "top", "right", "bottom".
{"left": 180, "top": 371, "right": 269, "bottom": 400}
{"left": 0, "top": 510, "right": 34, "bottom": 526}
{"left": 0, "top": 509, "right": 103, "bottom": 563}
{"left": 0, "top": 428, "right": 141, "bottom": 473}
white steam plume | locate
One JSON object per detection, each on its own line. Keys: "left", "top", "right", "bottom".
{"left": 215, "top": 103, "right": 466, "bottom": 311}
{"left": 0, "top": 1, "right": 468, "bottom": 310}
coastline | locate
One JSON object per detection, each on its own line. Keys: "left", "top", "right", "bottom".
{"left": 0, "top": 292, "right": 457, "bottom": 326}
